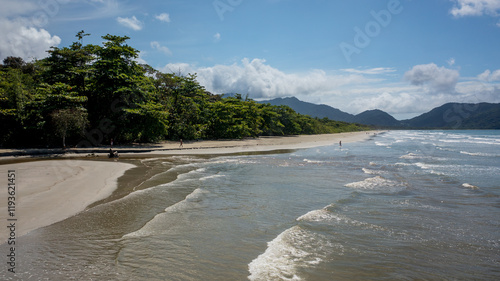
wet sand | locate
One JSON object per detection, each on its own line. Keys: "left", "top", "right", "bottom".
{"left": 0, "top": 160, "right": 135, "bottom": 242}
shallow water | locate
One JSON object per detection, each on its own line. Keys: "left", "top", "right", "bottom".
{"left": 1, "top": 130, "right": 499, "bottom": 280}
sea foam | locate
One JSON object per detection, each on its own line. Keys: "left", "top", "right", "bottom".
{"left": 345, "top": 176, "right": 405, "bottom": 192}
{"left": 248, "top": 226, "right": 340, "bottom": 281}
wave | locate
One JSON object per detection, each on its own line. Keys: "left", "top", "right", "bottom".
{"left": 440, "top": 139, "right": 500, "bottom": 146}
{"left": 122, "top": 186, "right": 209, "bottom": 239}
{"left": 462, "top": 183, "right": 479, "bottom": 190}
{"left": 199, "top": 174, "right": 225, "bottom": 181}
{"left": 460, "top": 151, "right": 498, "bottom": 157}
{"left": 296, "top": 208, "right": 386, "bottom": 231}
{"left": 345, "top": 176, "right": 405, "bottom": 192}
{"left": 248, "top": 226, "right": 340, "bottom": 281}
{"left": 399, "top": 153, "right": 421, "bottom": 159}
{"left": 362, "top": 168, "right": 385, "bottom": 175}
{"left": 413, "top": 162, "right": 446, "bottom": 176}
{"left": 375, "top": 141, "right": 392, "bottom": 147}
{"left": 297, "top": 208, "right": 335, "bottom": 223}
{"left": 303, "top": 159, "right": 328, "bottom": 164}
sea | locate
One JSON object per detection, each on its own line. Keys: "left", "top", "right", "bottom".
{"left": 2, "top": 130, "right": 499, "bottom": 280}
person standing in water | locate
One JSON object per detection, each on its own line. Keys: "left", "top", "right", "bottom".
{"left": 339, "top": 140, "right": 342, "bottom": 147}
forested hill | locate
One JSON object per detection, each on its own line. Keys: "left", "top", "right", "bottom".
{"left": 0, "top": 32, "right": 368, "bottom": 148}
{"left": 400, "top": 102, "right": 500, "bottom": 129}
{"left": 260, "top": 97, "right": 400, "bottom": 126}
{"left": 261, "top": 97, "right": 500, "bottom": 129}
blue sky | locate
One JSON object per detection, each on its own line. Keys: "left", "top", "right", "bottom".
{"left": 1, "top": 0, "right": 500, "bottom": 119}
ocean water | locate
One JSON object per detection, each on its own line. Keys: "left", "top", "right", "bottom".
{"left": 2, "top": 130, "right": 499, "bottom": 280}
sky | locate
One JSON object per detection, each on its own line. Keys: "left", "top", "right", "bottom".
{"left": 1, "top": 0, "right": 500, "bottom": 119}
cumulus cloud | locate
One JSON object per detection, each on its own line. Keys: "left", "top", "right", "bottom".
{"left": 117, "top": 16, "right": 143, "bottom": 30}
{"left": 150, "top": 41, "right": 172, "bottom": 56}
{"left": 0, "top": 18, "right": 61, "bottom": 61}
{"left": 213, "top": 33, "right": 221, "bottom": 41}
{"left": 450, "top": 0, "right": 500, "bottom": 17}
{"left": 155, "top": 13, "right": 171, "bottom": 23}
{"left": 155, "top": 59, "right": 499, "bottom": 119}
{"left": 477, "top": 69, "right": 500, "bottom": 81}
{"left": 160, "top": 58, "right": 378, "bottom": 99}
{"left": 404, "top": 63, "right": 460, "bottom": 93}
{"left": 347, "top": 92, "right": 423, "bottom": 115}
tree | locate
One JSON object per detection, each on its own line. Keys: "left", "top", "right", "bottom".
{"left": 0, "top": 32, "right": 369, "bottom": 148}
{"left": 2, "top": 57, "right": 25, "bottom": 69}
{"left": 51, "top": 107, "right": 89, "bottom": 148}
{"left": 87, "top": 34, "right": 153, "bottom": 142}
{"left": 41, "top": 32, "right": 95, "bottom": 93}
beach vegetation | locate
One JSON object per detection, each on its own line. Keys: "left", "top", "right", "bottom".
{"left": 0, "top": 32, "right": 369, "bottom": 148}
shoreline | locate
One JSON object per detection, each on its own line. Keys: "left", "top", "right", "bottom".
{"left": 0, "top": 160, "right": 135, "bottom": 243}
{"left": 0, "top": 130, "right": 385, "bottom": 159}
{"left": 0, "top": 131, "right": 384, "bottom": 243}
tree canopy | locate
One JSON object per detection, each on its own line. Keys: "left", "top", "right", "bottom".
{"left": 0, "top": 32, "right": 369, "bottom": 148}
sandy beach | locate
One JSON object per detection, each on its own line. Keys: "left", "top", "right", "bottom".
{"left": 0, "top": 130, "right": 383, "bottom": 159}
{"left": 0, "top": 131, "right": 383, "bottom": 243}
{"left": 136, "top": 131, "right": 382, "bottom": 156}
{"left": 0, "top": 160, "right": 135, "bottom": 243}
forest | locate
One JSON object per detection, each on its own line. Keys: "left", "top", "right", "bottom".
{"left": 0, "top": 32, "right": 369, "bottom": 148}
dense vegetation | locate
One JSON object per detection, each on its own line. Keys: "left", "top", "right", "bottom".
{"left": 0, "top": 32, "right": 368, "bottom": 148}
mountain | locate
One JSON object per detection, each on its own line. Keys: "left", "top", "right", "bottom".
{"left": 259, "top": 97, "right": 394, "bottom": 126}
{"left": 262, "top": 97, "right": 355, "bottom": 122}
{"left": 403, "top": 102, "right": 500, "bottom": 129}
{"left": 259, "top": 97, "right": 500, "bottom": 129}
{"left": 354, "top": 109, "right": 401, "bottom": 127}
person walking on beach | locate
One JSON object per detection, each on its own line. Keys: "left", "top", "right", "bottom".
{"left": 339, "top": 140, "right": 342, "bottom": 147}
{"left": 179, "top": 138, "right": 183, "bottom": 148}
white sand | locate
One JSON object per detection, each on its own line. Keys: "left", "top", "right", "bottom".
{"left": 0, "top": 160, "right": 135, "bottom": 242}
{"left": 133, "top": 131, "right": 383, "bottom": 156}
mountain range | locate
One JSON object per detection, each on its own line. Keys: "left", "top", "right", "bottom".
{"left": 259, "top": 97, "right": 500, "bottom": 129}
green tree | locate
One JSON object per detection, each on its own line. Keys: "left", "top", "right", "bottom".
{"left": 0, "top": 58, "right": 39, "bottom": 146}
{"left": 51, "top": 107, "right": 89, "bottom": 148}
{"left": 87, "top": 34, "right": 154, "bottom": 142}
{"left": 0, "top": 32, "right": 369, "bottom": 148}
{"left": 41, "top": 31, "right": 95, "bottom": 94}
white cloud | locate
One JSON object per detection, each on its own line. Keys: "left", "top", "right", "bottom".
{"left": 117, "top": 16, "right": 143, "bottom": 30}
{"left": 341, "top": 67, "right": 396, "bottom": 75}
{"left": 150, "top": 41, "right": 172, "bottom": 56}
{"left": 155, "top": 59, "right": 500, "bottom": 119}
{"left": 477, "top": 69, "right": 500, "bottom": 81}
{"left": 348, "top": 92, "right": 422, "bottom": 116}
{"left": 404, "top": 63, "right": 460, "bottom": 93}
{"left": 160, "top": 58, "right": 378, "bottom": 99}
{"left": 155, "top": 13, "right": 171, "bottom": 23}
{"left": 447, "top": 58, "right": 456, "bottom": 66}
{"left": 213, "top": 33, "right": 221, "bottom": 41}
{"left": 0, "top": 18, "right": 61, "bottom": 61}
{"left": 450, "top": 0, "right": 500, "bottom": 17}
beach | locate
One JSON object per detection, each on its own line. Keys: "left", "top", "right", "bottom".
{"left": 142, "top": 131, "right": 379, "bottom": 155}
{"left": 0, "top": 131, "right": 379, "bottom": 243}
{"left": 0, "top": 160, "right": 135, "bottom": 243}
{"left": 0, "top": 130, "right": 498, "bottom": 280}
